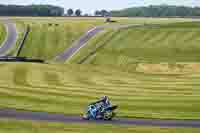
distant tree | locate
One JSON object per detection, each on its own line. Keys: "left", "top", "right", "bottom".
{"left": 84, "top": 13, "right": 89, "bottom": 16}
{"left": 100, "top": 9, "right": 109, "bottom": 17}
{"left": 75, "top": 9, "right": 82, "bottom": 16}
{"left": 67, "top": 8, "right": 74, "bottom": 16}
{"left": 94, "top": 10, "right": 101, "bottom": 16}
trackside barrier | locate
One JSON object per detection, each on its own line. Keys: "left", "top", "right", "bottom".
{"left": 16, "top": 25, "right": 30, "bottom": 56}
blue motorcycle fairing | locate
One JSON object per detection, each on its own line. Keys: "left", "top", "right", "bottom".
{"left": 88, "top": 105, "right": 98, "bottom": 119}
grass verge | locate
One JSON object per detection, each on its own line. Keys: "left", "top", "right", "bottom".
{"left": 1, "top": 119, "right": 200, "bottom": 133}
{"left": 0, "top": 22, "right": 6, "bottom": 46}
{"left": 77, "top": 22, "right": 200, "bottom": 65}
{"left": 9, "top": 17, "right": 195, "bottom": 61}
{"left": 0, "top": 63, "right": 200, "bottom": 120}
{"left": 12, "top": 18, "right": 103, "bottom": 60}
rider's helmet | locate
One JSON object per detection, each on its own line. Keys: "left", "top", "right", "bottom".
{"left": 101, "top": 96, "right": 109, "bottom": 105}
{"left": 101, "top": 96, "right": 108, "bottom": 101}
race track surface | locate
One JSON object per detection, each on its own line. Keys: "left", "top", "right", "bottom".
{"left": 0, "top": 19, "right": 17, "bottom": 55}
{"left": 54, "top": 24, "right": 160, "bottom": 62}
{"left": 54, "top": 27, "right": 104, "bottom": 62}
{"left": 1, "top": 109, "right": 200, "bottom": 128}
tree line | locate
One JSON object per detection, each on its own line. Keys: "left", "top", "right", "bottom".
{"left": 0, "top": 4, "right": 64, "bottom": 16}
{"left": 0, "top": 4, "right": 85, "bottom": 17}
{"left": 94, "top": 10, "right": 110, "bottom": 17}
{"left": 1, "top": 4, "right": 200, "bottom": 17}
{"left": 111, "top": 5, "right": 200, "bottom": 17}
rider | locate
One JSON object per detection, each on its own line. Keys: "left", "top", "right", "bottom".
{"left": 100, "top": 96, "right": 111, "bottom": 107}
{"left": 86, "top": 96, "right": 114, "bottom": 119}
{"left": 94, "top": 96, "right": 111, "bottom": 117}
{"left": 90, "top": 96, "right": 111, "bottom": 110}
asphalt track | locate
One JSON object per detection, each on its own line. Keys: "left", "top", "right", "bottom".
{"left": 54, "top": 24, "right": 160, "bottom": 62}
{"left": 1, "top": 109, "right": 200, "bottom": 128}
{"left": 54, "top": 26, "right": 104, "bottom": 62}
{"left": 0, "top": 19, "right": 17, "bottom": 55}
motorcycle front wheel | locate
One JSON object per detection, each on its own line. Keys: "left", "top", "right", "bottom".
{"left": 103, "top": 111, "right": 113, "bottom": 121}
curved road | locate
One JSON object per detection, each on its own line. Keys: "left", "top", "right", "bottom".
{"left": 54, "top": 24, "right": 160, "bottom": 62}
{"left": 0, "top": 19, "right": 17, "bottom": 55}
{"left": 54, "top": 26, "right": 104, "bottom": 62}
{"left": 0, "top": 109, "right": 200, "bottom": 128}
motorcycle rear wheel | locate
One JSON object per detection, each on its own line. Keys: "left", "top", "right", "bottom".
{"left": 82, "top": 113, "right": 90, "bottom": 120}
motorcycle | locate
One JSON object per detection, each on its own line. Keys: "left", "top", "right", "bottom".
{"left": 82, "top": 101, "right": 118, "bottom": 121}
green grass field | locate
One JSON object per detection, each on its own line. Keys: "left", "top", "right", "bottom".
{"left": 12, "top": 18, "right": 104, "bottom": 60}
{"left": 111, "top": 17, "right": 198, "bottom": 25}
{"left": 0, "top": 23, "right": 6, "bottom": 45}
{"left": 1, "top": 18, "right": 200, "bottom": 132}
{"left": 68, "top": 29, "right": 116, "bottom": 63}
{"left": 70, "top": 22, "right": 200, "bottom": 65}
{"left": 1, "top": 119, "right": 200, "bottom": 133}
{"left": 11, "top": 17, "right": 195, "bottom": 60}
{"left": 0, "top": 62, "right": 200, "bottom": 120}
